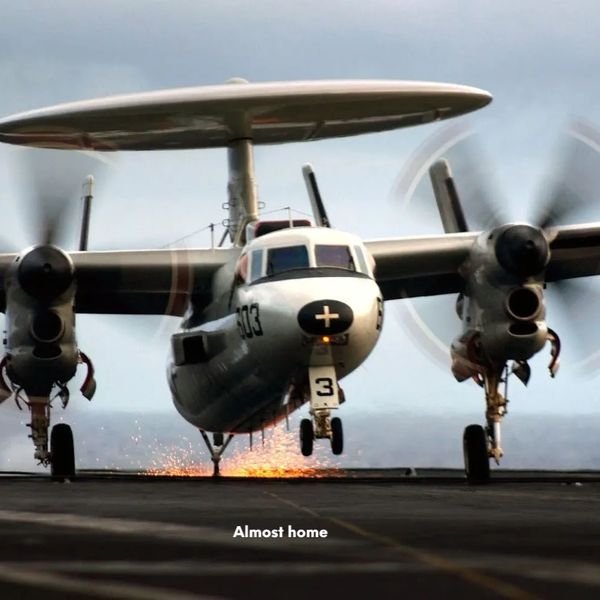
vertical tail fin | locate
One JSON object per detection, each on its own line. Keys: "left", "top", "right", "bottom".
{"left": 429, "top": 159, "right": 469, "bottom": 233}
{"left": 302, "top": 163, "right": 331, "bottom": 228}
{"left": 79, "top": 175, "right": 94, "bottom": 251}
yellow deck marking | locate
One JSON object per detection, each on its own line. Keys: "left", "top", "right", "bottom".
{"left": 267, "top": 491, "right": 539, "bottom": 600}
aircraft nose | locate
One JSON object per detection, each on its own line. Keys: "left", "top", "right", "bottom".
{"left": 297, "top": 300, "right": 354, "bottom": 335}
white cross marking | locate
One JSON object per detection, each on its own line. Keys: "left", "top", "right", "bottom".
{"left": 315, "top": 305, "right": 340, "bottom": 328}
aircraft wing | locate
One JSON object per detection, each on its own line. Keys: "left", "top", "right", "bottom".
{"left": 71, "top": 248, "right": 239, "bottom": 315}
{"left": 365, "top": 233, "right": 477, "bottom": 300}
{"left": 545, "top": 223, "right": 600, "bottom": 282}
{"left": 367, "top": 224, "right": 600, "bottom": 300}
{"left": 0, "top": 248, "right": 238, "bottom": 315}
{"left": 0, "top": 223, "right": 596, "bottom": 313}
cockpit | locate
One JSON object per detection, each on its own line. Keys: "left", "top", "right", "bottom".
{"left": 266, "top": 245, "right": 310, "bottom": 276}
{"left": 236, "top": 226, "right": 373, "bottom": 284}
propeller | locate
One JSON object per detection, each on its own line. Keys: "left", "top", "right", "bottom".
{"left": 12, "top": 146, "right": 112, "bottom": 250}
{"left": 533, "top": 121, "right": 600, "bottom": 229}
{"left": 393, "top": 120, "right": 600, "bottom": 372}
{"left": 392, "top": 122, "right": 508, "bottom": 235}
{"left": 11, "top": 146, "right": 184, "bottom": 347}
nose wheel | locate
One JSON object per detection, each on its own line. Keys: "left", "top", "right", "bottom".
{"left": 298, "top": 414, "right": 343, "bottom": 456}
{"left": 330, "top": 417, "right": 343, "bottom": 455}
{"left": 299, "top": 366, "right": 344, "bottom": 457}
{"left": 300, "top": 419, "right": 314, "bottom": 456}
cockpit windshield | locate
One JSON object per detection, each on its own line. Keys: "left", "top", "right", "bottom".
{"left": 266, "top": 245, "right": 309, "bottom": 275}
{"left": 315, "top": 245, "right": 355, "bottom": 271}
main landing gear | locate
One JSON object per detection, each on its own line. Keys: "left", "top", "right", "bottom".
{"left": 462, "top": 366, "right": 506, "bottom": 484}
{"left": 463, "top": 331, "right": 560, "bottom": 483}
{"left": 0, "top": 353, "right": 96, "bottom": 480}
{"left": 11, "top": 391, "right": 77, "bottom": 481}
{"left": 28, "top": 394, "right": 77, "bottom": 481}
{"left": 299, "top": 366, "right": 344, "bottom": 457}
{"left": 199, "top": 430, "right": 234, "bottom": 477}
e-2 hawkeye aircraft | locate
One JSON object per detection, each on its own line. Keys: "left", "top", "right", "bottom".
{"left": 0, "top": 79, "right": 598, "bottom": 481}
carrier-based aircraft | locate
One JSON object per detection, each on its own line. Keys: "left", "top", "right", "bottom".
{"left": 0, "top": 78, "right": 599, "bottom": 481}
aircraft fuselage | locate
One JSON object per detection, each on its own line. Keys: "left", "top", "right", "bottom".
{"left": 167, "top": 227, "right": 383, "bottom": 433}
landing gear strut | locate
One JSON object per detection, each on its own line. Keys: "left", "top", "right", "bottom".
{"left": 199, "top": 430, "right": 234, "bottom": 477}
{"left": 0, "top": 352, "right": 95, "bottom": 479}
{"left": 463, "top": 367, "right": 505, "bottom": 483}
{"left": 18, "top": 391, "right": 76, "bottom": 480}
{"left": 483, "top": 368, "right": 506, "bottom": 465}
{"left": 27, "top": 395, "right": 52, "bottom": 465}
{"left": 464, "top": 331, "right": 562, "bottom": 483}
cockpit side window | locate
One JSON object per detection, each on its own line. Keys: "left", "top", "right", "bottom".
{"left": 266, "top": 245, "right": 309, "bottom": 275}
{"left": 315, "top": 245, "right": 355, "bottom": 271}
{"left": 250, "top": 249, "right": 263, "bottom": 281}
{"left": 354, "top": 245, "right": 370, "bottom": 274}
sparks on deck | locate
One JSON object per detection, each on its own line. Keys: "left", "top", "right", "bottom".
{"left": 147, "top": 428, "right": 342, "bottom": 478}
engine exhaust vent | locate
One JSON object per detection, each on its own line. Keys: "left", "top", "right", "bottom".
{"left": 506, "top": 288, "right": 540, "bottom": 321}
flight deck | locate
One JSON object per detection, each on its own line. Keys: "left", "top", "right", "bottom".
{"left": 0, "top": 470, "right": 599, "bottom": 599}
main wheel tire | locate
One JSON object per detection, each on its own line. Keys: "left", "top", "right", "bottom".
{"left": 213, "top": 432, "right": 224, "bottom": 446}
{"left": 330, "top": 417, "right": 343, "bottom": 455}
{"left": 300, "top": 419, "right": 314, "bottom": 456}
{"left": 463, "top": 424, "right": 490, "bottom": 483}
{"left": 50, "top": 423, "right": 75, "bottom": 481}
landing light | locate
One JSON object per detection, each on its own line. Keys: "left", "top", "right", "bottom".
{"left": 302, "top": 334, "right": 348, "bottom": 346}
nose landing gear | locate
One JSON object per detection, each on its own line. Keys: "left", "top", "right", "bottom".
{"left": 299, "top": 366, "right": 344, "bottom": 457}
{"left": 300, "top": 418, "right": 314, "bottom": 456}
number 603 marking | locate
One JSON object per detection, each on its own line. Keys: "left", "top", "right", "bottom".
{"left": 236, "top": 303, "right": 264, "bottom": 339}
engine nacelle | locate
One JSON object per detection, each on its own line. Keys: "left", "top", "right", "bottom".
{"left": 478, "top": 284, "right": 548, "bottom": 363}
{"left": 454, "top": 286, "right": 548, "bottom": 372}
{"left": 453, "top": 224, "right": 550, "bottom": 372}
{"left": 3, "top": 245, "right": 78, "bottom": 396}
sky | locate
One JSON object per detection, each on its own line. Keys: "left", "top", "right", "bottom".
{"left": 2, "top": 1, "right": 600, "bottom": 469}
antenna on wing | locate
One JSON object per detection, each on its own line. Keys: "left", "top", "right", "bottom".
{"left": 79, "top": 175, "right": 94, "bottom": 251}
{"left": 302, "top": 163, "right": 331, "bottom": 227}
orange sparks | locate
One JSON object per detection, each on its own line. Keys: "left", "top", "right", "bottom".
{"left": 147, "top": 426, "right": 342, "bottom": 478}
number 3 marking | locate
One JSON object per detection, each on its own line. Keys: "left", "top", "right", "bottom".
{"left": 315, "top": 377, "right": 334, "bottom": 397}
